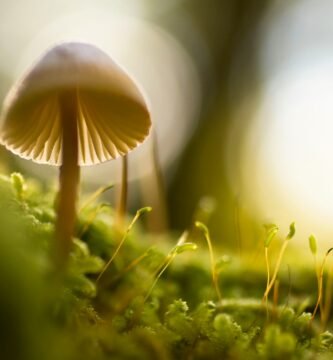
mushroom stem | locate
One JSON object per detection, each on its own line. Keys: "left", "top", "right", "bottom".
{"left": 55, "top": 89, "right": 80, "bottom": 269}
{"left": 116, "top": 155, "right": 128, "bottom": 230}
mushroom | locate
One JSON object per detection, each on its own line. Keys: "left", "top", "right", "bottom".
{"left": 0, "top": 42, "right": 151, "bottom": 268}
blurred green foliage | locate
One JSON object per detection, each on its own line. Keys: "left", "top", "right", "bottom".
{"left": 166, "top": 0, "right": 272, "bottom": 249}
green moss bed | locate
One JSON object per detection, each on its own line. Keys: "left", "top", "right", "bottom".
{"left": 1, "top": 173, "right": 333, "bottom": 360}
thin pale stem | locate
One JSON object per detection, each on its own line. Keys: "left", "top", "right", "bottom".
{"left": 78, "top": 203, "right": 108, "bottom": 238}
{"left": 314, "top": 256, "right": 325, "bottom": 321}
{"left": 144, "top": 232, "right": 187, "bottom": 302}
{"left": 273, "top": 279, "right": 279, "bottom": 314}
{"left": 97, "top": 208, "right": 149, "bottom": 282}
{"left": 144, "top": 256, "right": 174, "bottom": 303}
{"left": 116, "top": 155, "right": 128, "bottom": 230}
{"left": 310, "top": 248, "right": 333, "bottom": 325}
{"left": 263, "top": 247, "right": 270, "bottom": 319}
{"left": 268, "top": 279, "right": 280, "bottom": 322}
{"left": 109, "top": 250, "right": 150, "bottom": 284}
{"left": 311, "top": 259, "right": 325, "bottom": 322}
{"left": 140, "top": 131, "right": 168, "bottom": 233}
{"left": 151, "top": 131, "right": 168, "bottom": 231}
{"left": 198, "top": 225, "right": 222, "bottom": 301}
{"left": 79, "top": 184, "right": 113, "bottom": 212}
{"left": 263, "top": 240, "right": 289, "bottom": 300}
{"left": 55, "top": 89, "right": 79, "bottom": 269}
{"left": 322, "top": 262, "right": 333, "bottom": 328}
{"left": 311, "top": 249, "right": 333, "bottom": 323}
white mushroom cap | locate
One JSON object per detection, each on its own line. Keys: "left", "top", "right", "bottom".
{"left": 0, "top": 42, "right": 151, "bottom": 166}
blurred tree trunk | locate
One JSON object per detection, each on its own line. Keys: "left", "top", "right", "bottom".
{"left": 164, "top": 0, "right": 272, "bottom": 248}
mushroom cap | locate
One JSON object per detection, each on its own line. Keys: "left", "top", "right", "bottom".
{"left": 0, "top": 42, "right": 151, "bottom": 166}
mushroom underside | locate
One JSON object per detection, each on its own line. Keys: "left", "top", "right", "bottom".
{"left": 0, "top": 90, "right": 151, "bottom": 166}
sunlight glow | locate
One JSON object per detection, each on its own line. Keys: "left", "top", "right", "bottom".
{"left": 244, "top": 60, "right": 333, "bottom": 239}
{"left": 238, "top": 0, "right": 333, "bottom": 245}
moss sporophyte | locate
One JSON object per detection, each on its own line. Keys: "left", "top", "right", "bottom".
{"left": 0, "top": 42, "right": 151, "bottom": 270}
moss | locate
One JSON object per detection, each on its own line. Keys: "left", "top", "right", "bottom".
{"left": 0, "top": 173, "right": 333, "bottom": 360}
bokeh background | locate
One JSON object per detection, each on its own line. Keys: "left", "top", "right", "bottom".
{"left": 1, "top": 0, "right": 333, "bottom": 252}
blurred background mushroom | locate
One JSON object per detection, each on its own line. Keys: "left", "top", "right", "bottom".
{"left": 1, "top": 0, "right": 333, "bottom": 251}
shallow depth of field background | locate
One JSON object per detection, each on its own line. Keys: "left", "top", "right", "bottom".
{"left": 0, "top": 0, "right": 333, "bottom": 253}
